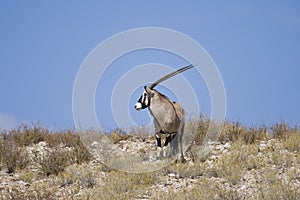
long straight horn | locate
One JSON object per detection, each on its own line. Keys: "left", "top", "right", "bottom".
{"left": 149, "top": 64, "right": 195, "bottom": 89}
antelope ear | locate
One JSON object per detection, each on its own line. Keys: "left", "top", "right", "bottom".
{"left": 144, "top": 86, "right": 154, "bottom": 97}
{"left": 144, "top": 86, "right": 151, "bottom": 93}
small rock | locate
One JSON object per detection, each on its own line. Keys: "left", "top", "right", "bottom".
{"left": 38, "top": 141, "right": 47, "bottom": 147}
{"left": 74, "top": 192, "right": 82, "bottom": 198}
{"left": 91, "top": 141, "right": 99, "bottom": 147}
{"left": 240, "top": 185, "right": 247, "bottom": 190}
{"left": 207, "top": 141, "right": 219, "bottom": 146}
{"left": 222, "top": 149, "right": 229, "bottom": 154}
{"left": 223, "top": 143, "right": 231, "bottom": 149}
{"left": 210, "top": 155, "right": 219, "bottom": 160}
{"left": 215, "top": 145, "right": 224, "bottom": 150}
{"left": 259, "top": 143, "right": 268, "bottom": 151}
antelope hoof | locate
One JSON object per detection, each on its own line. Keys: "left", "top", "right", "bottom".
{"left": 175, "top": 156, "right": 186, "bottom": 163}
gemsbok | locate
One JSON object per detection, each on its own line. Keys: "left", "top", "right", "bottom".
{"left": 134, "top": 64, "right": 194, "bottom": 162}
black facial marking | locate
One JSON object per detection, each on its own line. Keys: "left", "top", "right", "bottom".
{"left": 137, "top": 92, "right": 149, "bottom": 109}
{"left": 137, "top": 95, "right": 143, "bottom": 103}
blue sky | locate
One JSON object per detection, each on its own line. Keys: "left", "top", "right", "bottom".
{"left": 0, "top": 1, "right": 299, "bottom": 130}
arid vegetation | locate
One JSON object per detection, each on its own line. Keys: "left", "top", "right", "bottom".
{"left": 0, "top": 119, "right": 299, "bottom": 199}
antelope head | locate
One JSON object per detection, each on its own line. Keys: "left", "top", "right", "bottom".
{"left": 134, "top": 64, "right": 194, "bottom": 111}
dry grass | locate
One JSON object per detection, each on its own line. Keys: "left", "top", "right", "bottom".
{"left": 81, "top": 171, "right": 160, "bottom": 199}
{"left": 0, "top": 124, "right": 91, "bottom": 175}
{"left": 219, "top": 122, "right": 269, "bottom": 144}
{"left": 0, "top": 120, "right": 299, "bottom": 199}
{"left": 108, "top": 130, "right": 132, "bottom": 144}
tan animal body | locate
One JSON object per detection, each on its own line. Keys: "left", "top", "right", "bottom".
{"left": 134, "top": 65, "right": 194, "bottom": 162}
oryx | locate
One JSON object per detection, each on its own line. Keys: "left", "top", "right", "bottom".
{"left": 134, "top": 65, "right": 194, "bottom": 162}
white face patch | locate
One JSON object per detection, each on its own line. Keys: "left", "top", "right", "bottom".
{"left": 134, "top": 102, "right": 142, "bottom": 111}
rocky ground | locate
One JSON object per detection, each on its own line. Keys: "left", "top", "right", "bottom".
{"left": 1, "top": 132, "right": 300, "bottom": 200}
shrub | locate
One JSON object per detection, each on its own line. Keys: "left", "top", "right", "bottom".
{"left": 108, "top": 130, "right": 131, "bottom": 144}
{"left": 272, "top": 122, "right": 299, "bottom": 140}
{"left": 219, "top": 122, "right": 268, "bottom": 144}
{"left": 207, "top": 140, "right": 264, "bottom": 185}
{"left": 59, "top": 163, "right": 97, "bottom": 188}
{"left": 282, "top": 132, "right": 300, "bottom": 152}
{"left": 254, "top": 168, "right": 300, "bottom": 199}
{"left": 0, "top": 139, "right": 28, "bottom": 173}
{"left": 243, "top": 125, "right": 269, "bottom": 144}
{"left": 5, "top": 123, "right": 49, "bottom": 147}
{"left": 40, "top": 146, "right": 72, "bottom": 176}
{"left": 193, "top": 116, "right": 210, "bottom": 145}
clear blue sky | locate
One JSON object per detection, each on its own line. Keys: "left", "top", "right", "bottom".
{"left": 0, "top": 1, "right": 299, "bottom": 130}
